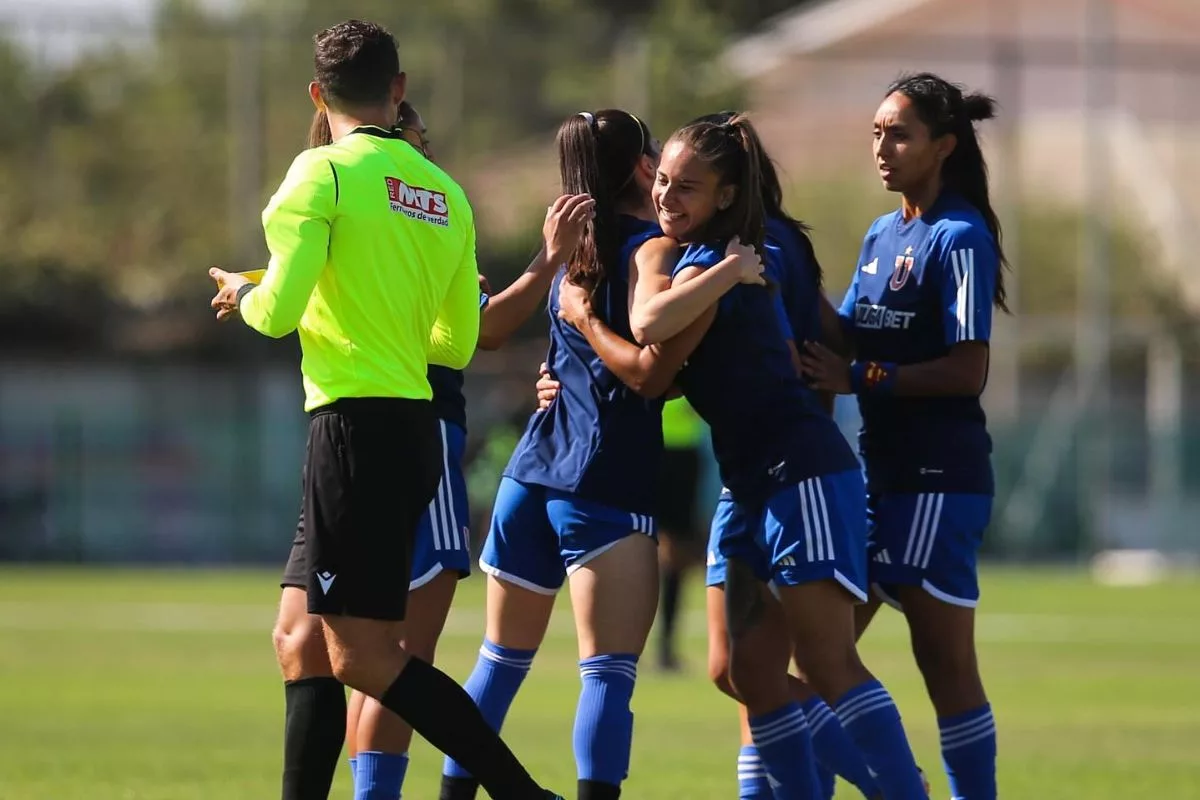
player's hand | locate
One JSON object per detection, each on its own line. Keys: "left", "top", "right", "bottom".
{"left": 535, "top": 362, "right": 561, "bottom": 411}
{"left": 209, "top": 267, "right": 251, "bottom": 322}
{"left": 799, "top": 340, "right": 852, "bottom": 394}
{"left": 478, "top": 273, "right": 493, "bottom": 297}
{"left": 544, "top": 193, "right": 596, "bottom": 267}
{"left": 725, "top": 236, "right": 765, "bottom": 285}
{"left": 556, "top": 279, "right": 592, "bottom": 329}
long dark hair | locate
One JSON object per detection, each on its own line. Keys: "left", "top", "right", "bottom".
{"left": 557, "top": 109, "right": 653, "bottom": 289}
{"left": 887, "top": 72, "right": 1009, "bottom": 312}
{"left": 693, "top": 110, "right": 823, "bottom": 289}
{"left": 308, "top": 109, "right": 331, "bottom": 148}
{"left": 665, "top": 113, "right": 766, "bottom": 253}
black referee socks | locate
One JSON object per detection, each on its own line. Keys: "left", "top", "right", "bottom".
{"left": 381, "top": 657, "right": 545, "bottom": 799}
{"left": 579, "top": 779, "right": 622, "bottom": 800}
{"left": 282, "top": 676, "right": 346, "bottom": 800}
{"left": 439, "top": 775, "right": 482, "bottom": 800}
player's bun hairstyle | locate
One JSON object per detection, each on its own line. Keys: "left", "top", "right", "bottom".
{"left": 307, "top": 101, "right": 420, "bottom": 150}
{"left": 557, "top": 109, "right": 654, "bottom": 290}
{"left": 312, "top": 20, "right": 400, "bottom": 109}
{"left": 665, "top": 113, "right": 767, "bottom": 254}
{"left": 692, "top": 111, "right": 823, "bottom": 289}
{"left": 887, "top": 72, "right": 1010, "bottom": 312}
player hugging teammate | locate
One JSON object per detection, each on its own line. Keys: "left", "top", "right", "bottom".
{"left": 210, "top": 15, "right": 1003, "bottom": 797}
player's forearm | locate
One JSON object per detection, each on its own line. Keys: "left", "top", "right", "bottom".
{"left": 789, "top": 339, "right": 835, "bottom": 413}
{"left": 861, "top": 347, "right": 988, "bottom": 397}
{"left": 820, "top": 296, "right": 853, "bottom": 357}
{"left": 576, "top": 313, "right": 674, "bottom": 398}
{"left": 478, "top": 247, "right": 557, "bottom": 351}
{"left": 630, "top": 256, "right": 741, "bottom": 345}
{"left": 576, "top": 298, "right": 713, "bottom": 400}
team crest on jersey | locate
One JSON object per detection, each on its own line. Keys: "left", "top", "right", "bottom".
{"left": 890, "top": 246, "right": 915, "bottom": 290}
{"left": 385, "top": 177, "right": 449, "bottom": 226}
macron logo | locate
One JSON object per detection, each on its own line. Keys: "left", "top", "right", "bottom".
{"left": 385, "top": 177, "right": 449, "bottom": 226}
{"left": 316, "top": 571, "right": 336, "bottom": 595}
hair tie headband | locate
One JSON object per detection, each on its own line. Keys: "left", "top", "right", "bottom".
{"left": 578, "top": 111, "right": 595, "bottom": 127}
{"left": 625, "top": 111, "right": 648, "bottom": 155}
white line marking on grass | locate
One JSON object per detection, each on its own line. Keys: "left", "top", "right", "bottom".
{"left": 0, "top": 602, "right": 1196, "bottom": 647}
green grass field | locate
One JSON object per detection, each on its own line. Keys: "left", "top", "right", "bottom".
{"left": 1, "top": 565, "right": 1198, "bottom": 799}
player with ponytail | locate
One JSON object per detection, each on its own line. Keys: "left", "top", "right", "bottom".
{"left": 441, "top": 109, "right": 757, "bottom": 800}
{"left": 801, "top": 72, "right": 1007, "bottom": 800}
{"left": 558, "top": 112, "right": 928, "bottom": 799}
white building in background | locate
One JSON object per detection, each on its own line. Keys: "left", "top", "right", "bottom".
{"left": 724, "top": 0, "right": 1200, "bottom": 558}
{"left": 722, "top": 0, "right": 1200, "bottom": 313}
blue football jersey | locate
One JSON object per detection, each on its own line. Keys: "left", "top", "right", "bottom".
{"left": 504, "top": 216, "right": 666, "bottom": 515}
{"left": 427, "top": 290, "right": 487, "bottom": 431}
{"left": 839, "top": 191, "right": 998, "bottom": 494}
{"left": 671, "top": 241, "right": 858, "bottom": 507}
{"left": 765, "top": 215, "right": 821, "bottom": 347}
{"left": 428, "top": 366, "right": 467, "bottom": 431}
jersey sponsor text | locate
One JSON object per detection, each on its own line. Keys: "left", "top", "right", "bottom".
{"left": 854, "top": 303, "right": 916, "bottom": 331}
{"left": 386, "top": 177, "right": 449, "bottom": 226}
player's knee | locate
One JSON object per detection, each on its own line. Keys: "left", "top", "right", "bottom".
{"left": 794, "top": 641, "right": 864, "bottom": 698}
{"left": 708, "top": 648, "right": 736, "bottom": 699}
{"left": 272, "top": 602, "right": 330, "bottom": 680}
{"left": 727, "top": 646, "right": 786, "bottom": 711}
{"left": 911, "top": 630, "right": 979, "bottom": 692}
{"left": 327, "top": 640, "right": 375, "bottom": 689}
{"left": 402, "top": 573, "right": 457, "bottom": 661}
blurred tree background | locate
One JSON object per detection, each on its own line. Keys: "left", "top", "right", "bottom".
{"left": 0, "top": 0, "right": 813, "bottom": 356}
{"left": 0, "top": 0, "right": 1167, "bottom": 359}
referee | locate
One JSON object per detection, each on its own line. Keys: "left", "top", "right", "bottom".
{"left": 209, "top": 20, "right": 563, "bottom": 800}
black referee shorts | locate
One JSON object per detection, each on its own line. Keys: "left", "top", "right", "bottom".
{"left": 286, "top": 397, "right": 442, "bottom": 621}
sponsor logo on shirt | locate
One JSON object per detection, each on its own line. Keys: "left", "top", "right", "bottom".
{"left": 386, "top": 177, "right": 449, "bottom": 226}
{"left": 854, "top": 303, "right": 916, "bottom": 330}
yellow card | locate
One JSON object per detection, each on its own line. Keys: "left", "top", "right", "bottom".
{"left": 236, "top": 269, "right": 266, "bottom": 283}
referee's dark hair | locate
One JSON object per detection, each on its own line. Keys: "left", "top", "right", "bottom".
{"left": 313, "top": 20, "right": 401, "bottom": 108}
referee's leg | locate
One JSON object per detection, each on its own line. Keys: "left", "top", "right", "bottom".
{"left": 307, "top": 399, "right": 559, "bottom": 800}
{"left": 274, "top": 514, "right": 346, "bottom": 800}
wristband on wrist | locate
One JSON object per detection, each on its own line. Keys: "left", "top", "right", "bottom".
{"left": 235, "top": 282, "right": 256, "bottom": 307}
{"left": 849, "top": 360, "right": 898, "bottom": 394}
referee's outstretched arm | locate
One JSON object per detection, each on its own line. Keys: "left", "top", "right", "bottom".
{"left": 239, "top": 149, "right": 335, "bottom": 339}
{"left": 427, "top": 217, "right": 481, "bottom": 369}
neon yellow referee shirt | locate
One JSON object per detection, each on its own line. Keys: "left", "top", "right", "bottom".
{"left": 237, "top": 126, "right": 480, "bottom": 411}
